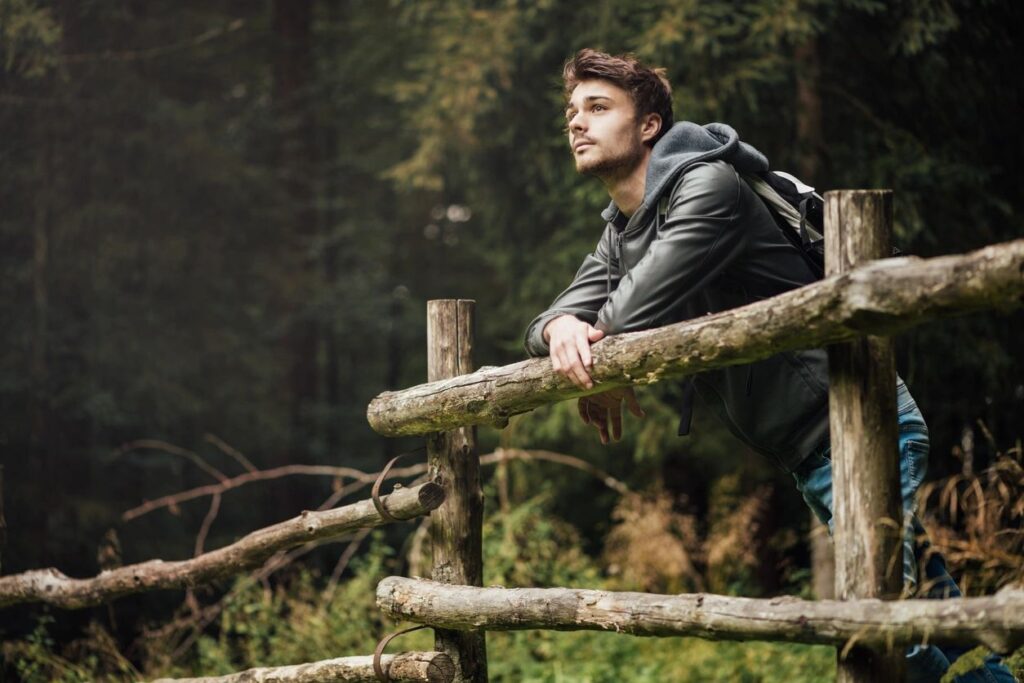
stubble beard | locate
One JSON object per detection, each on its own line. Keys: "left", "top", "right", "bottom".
{"left": 575, "top": 137, "right": 646, "bottom": 182}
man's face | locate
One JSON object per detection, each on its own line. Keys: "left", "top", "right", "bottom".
{"left": 565, "top": 79, "right": 649, "bottom": 178}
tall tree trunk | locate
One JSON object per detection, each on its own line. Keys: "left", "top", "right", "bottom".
{"left": 321, "top": 0, "right": 344, "bottom": 460}
{"left": 795, "top": 34, "right": 834, "bottom": 599}
{"left": 795, "top": 37, "right": 823, "bottom": 180}
{"left": 31, "top": 139, "right": 50, "bottom": 452}
{"left": 273, "top": 0, "right": 319, "bottom": 478}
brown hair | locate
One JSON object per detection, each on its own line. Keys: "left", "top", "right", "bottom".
{"left": 563, "top": 48, "right": 674, "bottom": 146}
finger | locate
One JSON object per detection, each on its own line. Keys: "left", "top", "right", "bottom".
{"left": 555, "top": 347, "right": 575, "bottom": 382}
{"left": 587, "top": 326, "right": 605, "bottom": 343}
{"left": 575, "top": 333, "right": 593, "bottom": 370}
{"left": 566, "top": 351, "right": 592, "bottom": 389}
{"left": 610, "top": 401, "right": 623, "bottom": 442}
{"left": 550, "top": 346, "right": 562, "bottom": 373}
{"left": 587, "top": 403, "right": 608, "bottom": 443}
{"left": 577, "top": 398, "right": 590, "bottom": 424}
{"left": 625, "top": 390, "right": 645, "bottom": 418}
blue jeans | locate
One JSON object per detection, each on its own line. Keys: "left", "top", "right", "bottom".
{"left": 792, "top": 380, "right": 1017, "bottom": 682}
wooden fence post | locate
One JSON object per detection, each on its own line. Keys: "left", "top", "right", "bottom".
{"left": 427, "top": 300, "right": 487, "bottom": 683}
{"left": 825, "top": 191, "right": 905, "bottom": 682}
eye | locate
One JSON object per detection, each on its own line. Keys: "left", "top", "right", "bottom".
{"left": 592, "top": 104, "right": 607, "bottom": 112}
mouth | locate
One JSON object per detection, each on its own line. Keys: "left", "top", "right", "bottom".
{"left": 573, "top": 140, "right": 594, "bottom": 153}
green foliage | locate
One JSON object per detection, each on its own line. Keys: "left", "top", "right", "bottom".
{"left": 2, "top": 616, "right": 139, "bottom": 682}
{"left": 483, "top": 488, "right": 603, "bottom": 589}
{"left": 0, "top": 0, "right": 61, "bottom": 78}
{"left": 485, "top": 630, "right": 837, "bottom": 682}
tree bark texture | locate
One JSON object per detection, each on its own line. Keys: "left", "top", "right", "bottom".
{"left": 150, "top": 651, "right": 454, "bottom": 683}
{"left": 367, "top": 239, "right": 1024, "bottom": 437}
{"left": 426, "top": 300, "right": 488, "bottom": 683}
{"left": 826, "top": 191, "right": 904, "bottom": 681}
{"left": 0, "top": 483, "right": 443, "bottom": 610}
{"left": 377, "top": 577, "right": 1024, "bottom": 655}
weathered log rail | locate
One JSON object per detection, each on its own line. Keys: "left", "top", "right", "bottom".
{"left": 0, "top": 482, "right": 443, "bottom": 610}
{"left": 367, "top": 238, "right": 1024, "bottom": 437}
{"left": 150, "top": 651, "right": 455, "bottom": 683}
{"left": 376, "top": 577, "right": 1024, "bottom": 654}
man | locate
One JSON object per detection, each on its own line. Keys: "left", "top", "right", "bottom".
{"left": 523, "top": 48, "right": 1016, "bottom": 682}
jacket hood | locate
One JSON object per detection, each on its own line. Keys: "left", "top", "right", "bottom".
{"left": 601, "top": 122, "right": 770, "bottom": 226}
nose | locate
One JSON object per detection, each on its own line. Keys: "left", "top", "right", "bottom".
{"left": 568, "top": 111, "right": 585, "bottom": 134}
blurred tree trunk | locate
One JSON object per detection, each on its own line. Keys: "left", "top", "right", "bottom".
{"left": 31, "top": 138, "right": 50, "bottom": 452}
{"left": 322, "top": 1, "right": 343, "bottom": 461}
{"left": 273, "top": 0, "right": 319, "bottom": 476}
{"left": 795, "top": 37, "right": 823, "bottom": 181}
{"left": 795, "top": 33, "right": 835, "bottom": 599}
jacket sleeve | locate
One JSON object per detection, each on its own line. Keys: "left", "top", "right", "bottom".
{"left": 596, "top": 162, "right": 748, "bottom": 334}
{"left": 523, "top": 224, "right": 621, "bottom": 357}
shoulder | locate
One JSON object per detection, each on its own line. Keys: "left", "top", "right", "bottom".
{"left": 666, "top": 160, "right": 742, "bottom": 212}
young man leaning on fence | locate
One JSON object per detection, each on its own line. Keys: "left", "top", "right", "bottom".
{"left": 522, "top": 48, "right": 1016, "bottom": 683}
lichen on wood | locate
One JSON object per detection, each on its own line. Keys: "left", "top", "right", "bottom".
{"left": 149, "top": 651, "right": 455, "bottom": 683}
{"left": 377, "top": 577, "right": 1024, "bottom": 654}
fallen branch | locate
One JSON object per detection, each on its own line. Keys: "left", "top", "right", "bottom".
{"left": 149, "top": 651, "right": 454, "bottom": 683}
{"left": 368, "top": 239, "right": 1024, "bottom": 436}
{"left": 122, "top": 462, "right": 391, "bottom": 521}
{"left": 376, "top": 577, "right": 1024, "bottom": 654}
{"left": 0, "top": 483, "right": 443, "bottom": 610}
{"left": 123, "top": 448, "right": 628, "bottom": 521}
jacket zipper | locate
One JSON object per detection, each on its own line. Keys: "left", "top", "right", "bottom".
{"left": 616, "top": 231, "right": 625, "bottom": 276}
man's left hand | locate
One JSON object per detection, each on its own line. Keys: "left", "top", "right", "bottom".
{"left": 577, "top": 386, "right": 645, "bottom": 444}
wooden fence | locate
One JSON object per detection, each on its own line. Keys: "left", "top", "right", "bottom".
{"left": 1, "top": 190, "right": 1022, "bottom": 682}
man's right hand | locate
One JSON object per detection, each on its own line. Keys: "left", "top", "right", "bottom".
{"left": 543, "top": 314, "right": 605, "bottom": 389}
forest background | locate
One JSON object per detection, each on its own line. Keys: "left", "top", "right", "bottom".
{"left": 1, "top": 0, "right": 1022, "bottom": 681}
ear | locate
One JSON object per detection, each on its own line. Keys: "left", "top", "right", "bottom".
{"left": 640, "top": 113, "right": 662, "bottom": 144}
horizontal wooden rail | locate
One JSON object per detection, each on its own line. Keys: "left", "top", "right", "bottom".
{"left": 377, "top": 577, "right": 1024, "bottom": 654}
{"left": 0, "top": 483, "right": 443, "bottom": 610}
{"left": 368, "top": 239, "right": 1024, "bottom": 436}
{"left": 149, "top": 651, "right": 454, "bottom": 683}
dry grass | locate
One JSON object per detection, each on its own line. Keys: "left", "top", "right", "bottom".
{"left": 918, "top": 434, "right": 1024, "bottom": 596}
{"left": 603, "top": 486, "right": 705, "bottom": 593}
{"left": 602, "top": 477, "right": 777, "bottom": 595}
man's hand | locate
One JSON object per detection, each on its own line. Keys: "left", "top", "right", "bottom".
{"left": 544, "top": 314, "right": 605, "bottom": 389}
{"left": 578, "top": 387, "right": 645, "bottom": 444}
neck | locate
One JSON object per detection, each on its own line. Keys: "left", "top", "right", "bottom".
{"left": 601, "top": 150, "right": 651, "bottom": 218}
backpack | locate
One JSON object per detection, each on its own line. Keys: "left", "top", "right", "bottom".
{"left": 743, "top": 171, "right": 902, "bottom": 279}
{"left": 743, "top": 171, "right": 826, "bottom": 279}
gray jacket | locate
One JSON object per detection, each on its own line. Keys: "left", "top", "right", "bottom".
{"left": 523, "top": 122, "right": 831, "bottom": 473}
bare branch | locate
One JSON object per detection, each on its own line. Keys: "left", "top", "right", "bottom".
{"left": 0, "top": 483, "right": 444, "bottom": 610}
{"left": 324, "top": 528, "right": 373, "bottom": 601}
{"left": 116, "top": 440, "right": 229, "bottom": 484}
{"left": 488, "top": 448, "right": 630, "bottom": 495}
{"left": 204, "top": 434, "right": 258, "bottom": 474}
{"left": 193, "top": 493, "right": 221, "bottom": 558}
{"left": 123, "top": 448, "right": 624, "bottom": 522}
